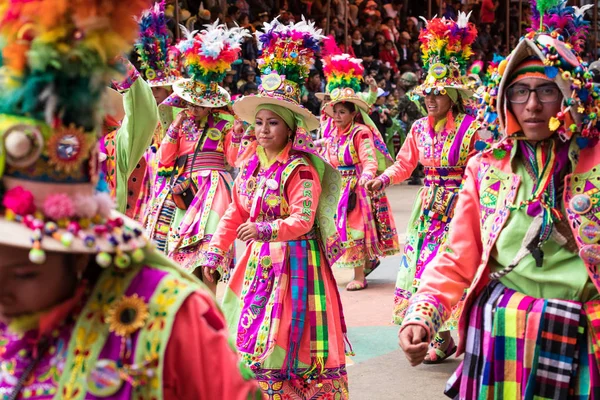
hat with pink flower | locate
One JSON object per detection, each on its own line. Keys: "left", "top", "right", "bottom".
{"left": 0, "top": 0, "right": 152, "bottom": 266}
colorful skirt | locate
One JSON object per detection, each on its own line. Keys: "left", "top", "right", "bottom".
{"left": 334, "top": 167, "right": 399, "bottom": 269}
{"left": 221, "top": 235, "right": 350, "bottom": 399}
{"left": 146, "top": 161, "right": 234, "bottom": 273}
{"left": 392, "top": 183, "right": 465, "bottom": 330}
{"left": 446, "top": 281, "right": 600, "bottom": 400}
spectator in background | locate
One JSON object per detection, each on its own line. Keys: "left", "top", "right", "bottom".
{"left": 405, "top": 16, "right": 420, "bottom": 42}
{"left": 222, "top": 69, "right": 237, "bottom": 95}
{"left": 380, "top": 40, "right": 400, "bottom": 72}
{"left": 301, "top": 70, "right": 324, "bottom": 116}
{"left": 443, "top": 0, "right": 461, "bottom": 20}
{"left": 236, "top": 0, "right": 250, "bottom": 16}
{"left": 236, "top": 66, "right": 257, "bottom": 91}
{"left": 397, "top": 31, "right": 412, "bottom": 66}
{"left": 240, "top": 81, "right": 258, "bottom": 95}
{"left": 370, "top": 88, "right": 393, "bottom": 141}
{"left": 254, "top": 11, "right": 270, "bottom": 28}
{"left": 480, "top": 0, "right": 498, "bottom": 27}
{"left": 225, "top": 5, "right": 241, "bottom": 27}
{"left": 381, "top": 16, "right": 400, "bottom": 44}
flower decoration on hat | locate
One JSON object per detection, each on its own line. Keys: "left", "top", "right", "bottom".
{"left": 134, "top": 0, "right": 181, "bottom": 87}
{"left": 413, "top": 12, "right": 478, "bottom": 102}
{"left": 232, "top": 16, "right": 324, "bottom": 130}
{"left": 163, "top": 21, "right": 249, "bottom": 108}
{"left": 495, "top": 0, "right": 599, "bottom": 144}
{"left": 320, "top": 36, "right": 370, "bottom": 115}
{"left": 0, "top": 0, "right": 153, "bottom": 265}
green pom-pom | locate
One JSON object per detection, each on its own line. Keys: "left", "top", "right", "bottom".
{"left": 131, "top": 248, "right": 145, "bottom": 263}
{"left": 96, "top": 252, "right": 112, "bottom": 268}
{"left": 114, "top": 253, "right": 131, "bottom": 269}
{"left": 29, "top": 248, "right": 46, "bottom": 264}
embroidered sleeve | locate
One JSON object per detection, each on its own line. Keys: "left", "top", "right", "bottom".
{"left": 400, "top": 293, "right": 449, "bottom": 341}
{"left": 381, "top": 119, "right": 421, "bottom": 185}
{"left": 256, "top": 221, "right": 276, "bottom": 242}
{"left": 378, "top": 173, "right": 392, "bottom": 189}
{"left": 157, "top": 119, "right": 183, "bottom": 169}
{"left": 112, "top": 58, "right": 141, "bottom": 91}
{"left": 354, "top": 128, "right": 378, "bottom": 180}
{"left": 199, "top": 246, "right": 232, "bottom": 278}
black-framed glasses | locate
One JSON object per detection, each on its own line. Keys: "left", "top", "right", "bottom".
{"left": 506, "top": 84, "right": 561, "bottom": 104}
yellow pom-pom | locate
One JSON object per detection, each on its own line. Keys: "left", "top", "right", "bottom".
{"left": 549, "top": 116, "right": 561, "bottom": 132}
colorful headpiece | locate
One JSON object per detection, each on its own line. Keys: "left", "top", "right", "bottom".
{"left": 0, "top": 0, "right": 152, "bottom": 264}
{"left": 134, "top": 0, "right": 181, "bottom": 87}
{"left": 164, "top": 21, "right": 248, "bottom": 108}
{"left": 474, "top": 54, "right": 506, "bottom": 146}
{"left": 414, "top": 12, "right": 478, "bottom": 101}
{"left": 233, "top": 17, "right": 324, "bottom": 130}
{"left": 320, "top": 36, "right": 370, "bottom": 116}
{"left": 496, "top": 0, "right": 599, "bottom": 143}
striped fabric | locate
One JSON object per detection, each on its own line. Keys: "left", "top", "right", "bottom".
{"left": 154, "top": 194, "right": 176, "bottom": 253}
{"left": 307, "top": 239, "right": 329, "bottom": 369}
{"left": 284, "top": 240, "right": 308, "bottom": 378}
{"left": 446, "top": 282, "right": 600, "bottom": 400}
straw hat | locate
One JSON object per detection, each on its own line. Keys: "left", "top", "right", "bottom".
{"left": 413, "top": 12, "right": 478, "bottom": 102}
{"left": 163, "top": 21, "right": 249, "bottom": 108}
{"left": 233, "top": 17, "right": 323, "bottom": 130}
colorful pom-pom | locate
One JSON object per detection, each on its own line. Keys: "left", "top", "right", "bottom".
{"left": 3, "top": 186, "right": 36, "bottom": 216}
{"left": 29, "top": 248, "right": 46, "bottom": 264}
{"left": 42, "top": 194, "right": 75, "bottom": 221}
{"left": 114, "top": 253, "right": 131, "bottom": 269}
{"left": 96, "top": 252, "right": 112, "bottom": 268}
{"left": 73, "top": 195, "right": 99, "bottom": 219}
{"left": 131, "top": 248, "right": 145, "bottom": 263}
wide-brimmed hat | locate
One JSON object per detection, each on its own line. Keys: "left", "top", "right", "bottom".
{"left": 0, "top": 2, "right": 152, "bottom": 264}
{"left": 413, "top": 12, "right": 478, "bottom": 102}
{"left": 233, "top": 17, "right": 322, "bottom": 130}
{"left": 163, "top": 20, "right": 248, "bottom": 108}
{"left": 135, "top": 1, "right": 181, "bottom": 88}
{"left": 165, "top": 79, "right": 231, "bottom": 108}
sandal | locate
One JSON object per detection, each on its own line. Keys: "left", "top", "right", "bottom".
{"left": 364, "top": 258, "right": 381, "bottom": 278}
{"left": 423, "top": 335, "right": 457, "bottom": 364}
{"left": 346, "top": 279, "right": 368, "bottom": 291}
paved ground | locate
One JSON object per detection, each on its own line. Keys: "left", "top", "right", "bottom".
{"left": 220, "top": 183, "right": 461, "bottom": 399}
{"left": 337, "top": 184, "right": 461, "bottom": 399}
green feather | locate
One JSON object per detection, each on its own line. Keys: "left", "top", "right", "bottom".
{"left": 536, "top": 0, "right": 561, "bottom": 30}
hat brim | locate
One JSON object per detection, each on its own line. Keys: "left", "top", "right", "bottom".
{"left": 165, "top": 79, "right": 230, "bottom": 108}
{"left": 323, "top": 97, "right": 370, "bottom": 118}
{"left": 496, "top": 36, "right": 581, "bottom": 131}
{"left": 233, "top": 95, "right": 320, "bottom": 131}
{"left": 0, "top": 211, "right": 146, "bottom": 254}
{"left": 413, "top": 83, "right": 474, "bottom": 100}
{"left": 147, "top": 75, "right": 179, "bottom": 88}
{"left": 315, "top": 92, "right": 329, "bottom": 101}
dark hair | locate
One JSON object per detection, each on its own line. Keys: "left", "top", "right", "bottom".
{"left": 334, "top": 101, "right": 357, "bottom": 113}
{"left": 228, "top": 5, "right": 239, "bottom": 15}
{"left": 383, "top": 17, "right": 393, "bottom": 24}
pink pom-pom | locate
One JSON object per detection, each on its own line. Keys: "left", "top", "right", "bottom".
{"left": 73, "top": 195, "right": 99, "bottom": 219}
{"left": 3, "top": 186, "right": 36, "bottom": 216}
{"left": 42, "top": 193, "right": 75, "bottom": 220}
{"left": 95, "top": 193, "right": 115, "bottom": 218}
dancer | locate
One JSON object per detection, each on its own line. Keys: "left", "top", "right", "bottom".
{"left": 201, "top": 18, "right": 351, "bottom": 399}
{"left": 366, "top": 12, "right": 480, "bottom": 363}
{"left": 398, "top": 1, "right": 600, "bottom": 396}
{"left": 145, "top": 22, "right": 246, "bottom": 291}
{"left": 319, "top": 47, "right": 400, "bottom": 291}
{"left": 0, "top": 2, "right": 260, "bottom": 398}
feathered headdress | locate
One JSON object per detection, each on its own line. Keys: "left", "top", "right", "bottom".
{"left": 231, "top": 17, "right": 324, "bottom": 130}
{"left": 474, "top": 54, "right": 506, "bottom": 147}
{"left": 163, "top": 21, "right": 248, "bottom": 108}
{"left": 256, "top": 16, "right": 323, "bottom": 83}
{"left": 0, "top": 0, "right": 150, "bottom": 130}
{"left": 529, "top": 0, "right": 592, "bottom": 53}
{"left": 414, "top": 12, "right": 478, "bottom": 101}
{"left": 134, "top": 0, "right": 180, "bottom": 86}
{"left": 322, "top": 36, "right": 364, "bottom": 94}
{"left": 0, "top": 0, "right": 153, "bottom": 264}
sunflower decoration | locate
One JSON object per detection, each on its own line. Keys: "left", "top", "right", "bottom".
{"left": 46, "top": 124, "right": 96, "bottom": 175}
{"left": 106, "top": 294, "right": 150, "bottom": 338}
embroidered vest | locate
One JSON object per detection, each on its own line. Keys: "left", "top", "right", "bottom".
{"left": 0, "top": 265, "right": 197, "bottom": 400}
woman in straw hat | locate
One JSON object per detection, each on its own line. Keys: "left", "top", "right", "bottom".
{"left": 100, "top": 1, "right": 182, "bottom": 225}
{"left": 0, "top": 2, "right": 260, "bottom": 399}
{"left": 318, "top": 40, "right": 400, "bottom": 291}
{"left": 200, "top": 17, "right": 351, "bottom": 399}
{"left": 144, "top": 22, "right": 247, "bottom": 292}
{"left": 399, "top": 1, "right": 600, "bottom": 396}
{"left": 366, "top": 12, "right": 481, "bottom": 364}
